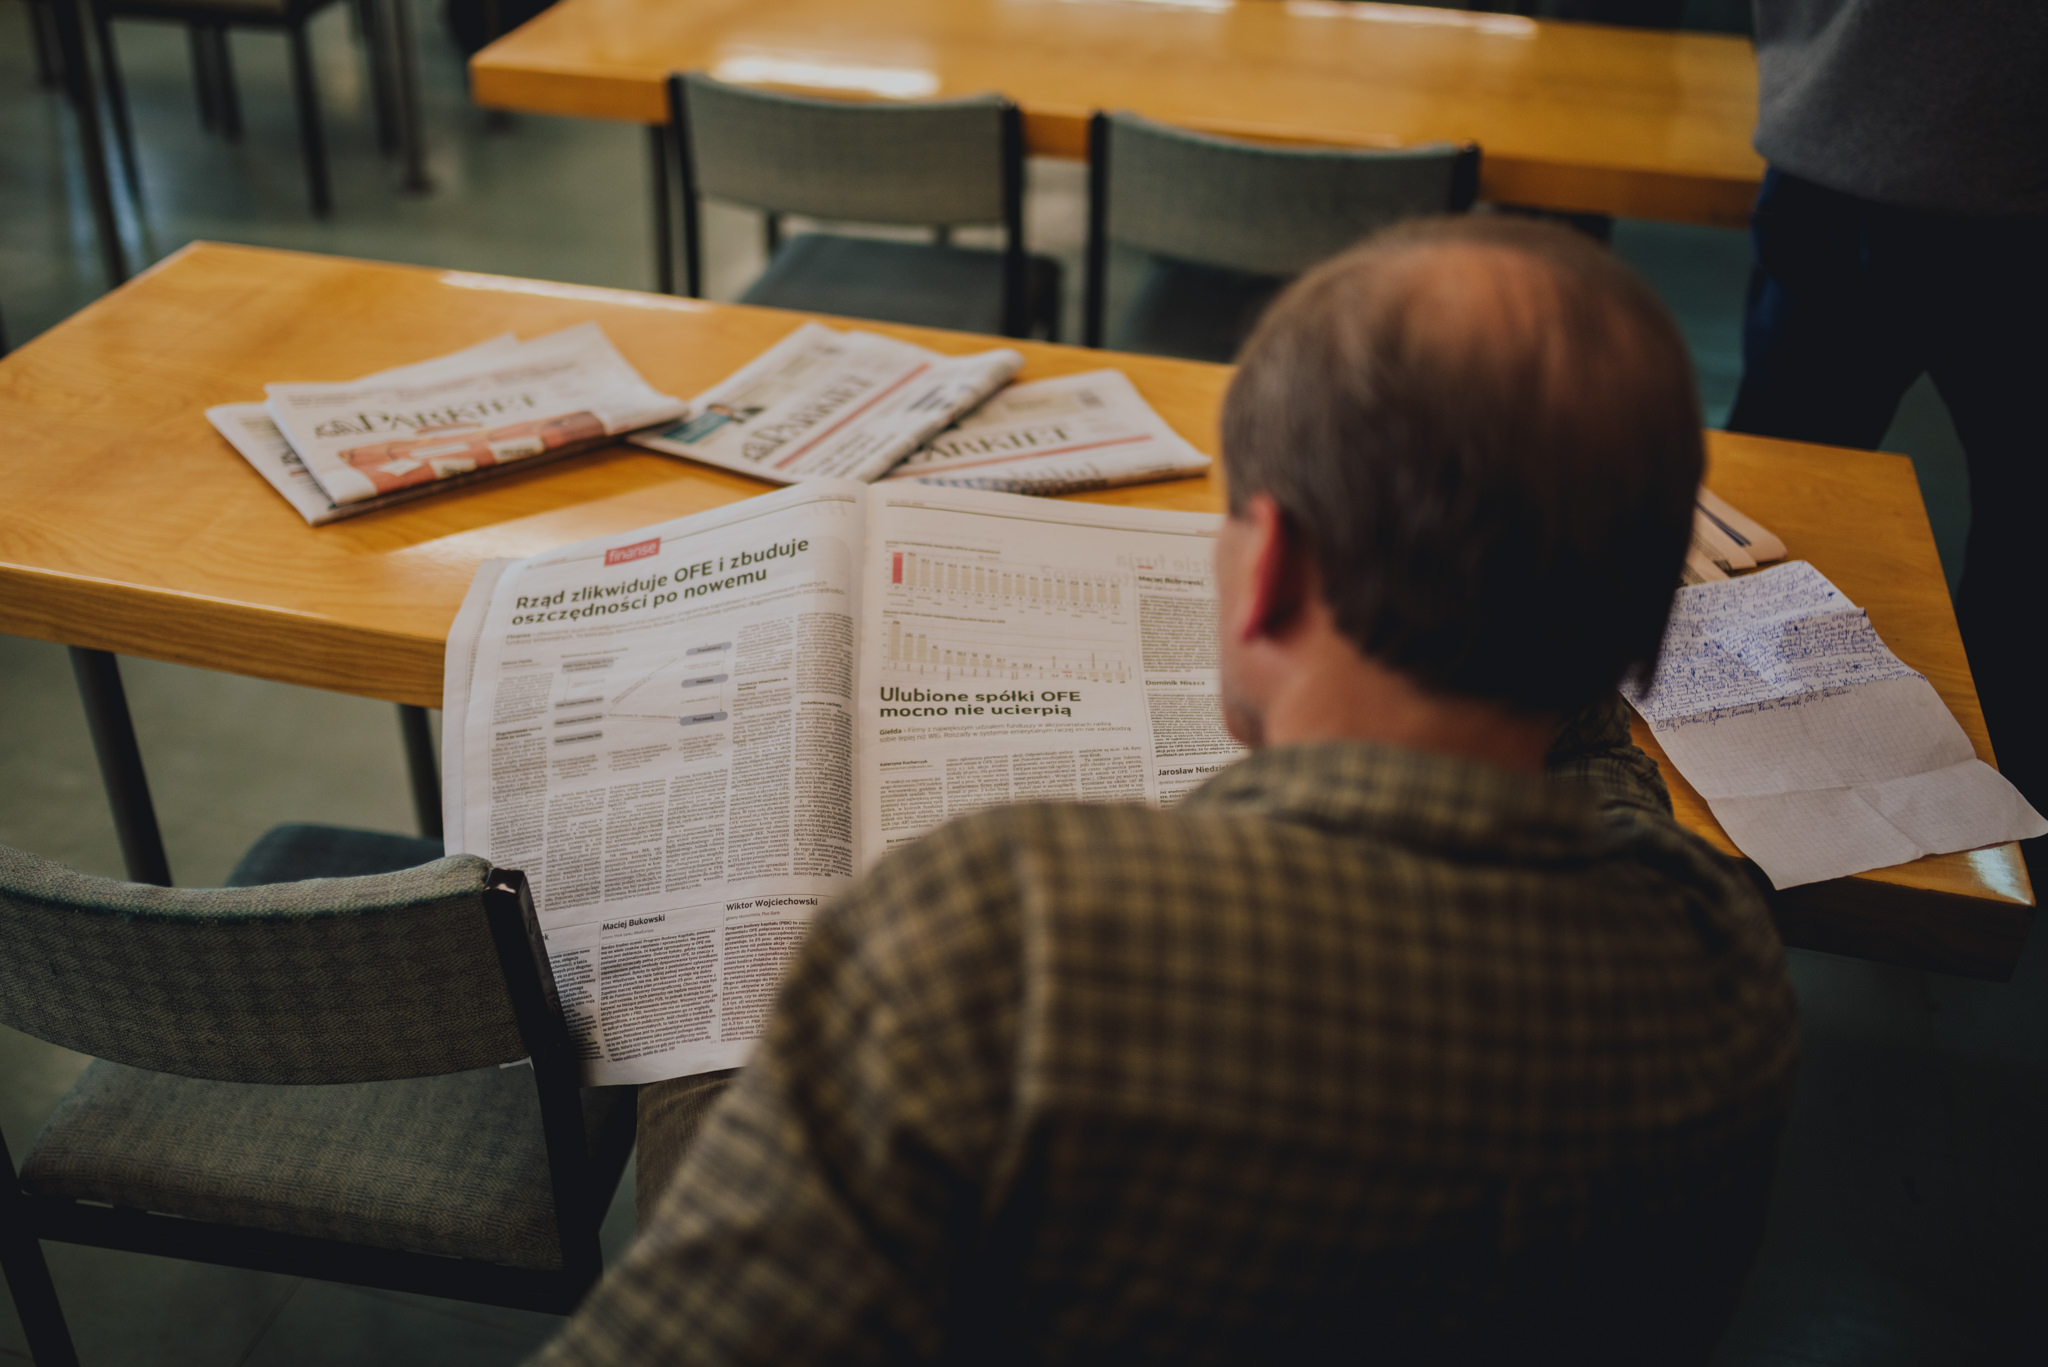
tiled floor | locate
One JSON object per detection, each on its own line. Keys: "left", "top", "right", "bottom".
{"left": 1, "top": 4, "right": 2036, "bottom": 1363}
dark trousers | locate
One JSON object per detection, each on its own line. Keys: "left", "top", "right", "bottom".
{"left": 1727, "top": 169, "right": 2048, "bottom": 810}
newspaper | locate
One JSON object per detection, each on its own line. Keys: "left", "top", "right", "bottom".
{"left": 1625, "top": 561, "right": 2046, "bottom": 888}
{"left": 881, "top": 369, "right": 1211, "bottom": 494}
{"left": 265, "top": 323, "right": 685, "bottom": 507}
{"left": 209, "top": 336, "right": 530, "bottom": 524}
{"left": 631, "top": 321, "right": 1023, "bottom": 484}
{"left": 442, "top": 480, "right": 1236, "bottom": 1085}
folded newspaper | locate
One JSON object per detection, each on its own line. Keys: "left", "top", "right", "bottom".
{"left": 208, "top": 324, "right": 686, "bottom": 521}
{"left": 882, "top": 369, "right": 1210, "bottom": 494}
{"left": 442, "top": 479, "right": 1238, "bottom": 1085}
{"left": 632, "top": 321, "right": 1025, "bottom": 484}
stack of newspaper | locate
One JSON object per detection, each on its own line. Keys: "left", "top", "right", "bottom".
{"left": 632, "top": 322, "right": 1211, "bottom": 493}
{"left": 209, "top": 324, "right": 690, "bottom": 525}
{"left": 211, "top": 320, "right": 1213, "bottom": 525}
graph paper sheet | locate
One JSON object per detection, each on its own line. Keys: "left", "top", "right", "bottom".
{"left": 1624, "top": 561, "right": 2046, "bottom": 888}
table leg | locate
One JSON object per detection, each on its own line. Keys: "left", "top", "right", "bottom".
{"left": 648, "top": 124, "right": 675, "bottom": 295}
{"left": 380, "top": 0, "right": 430, "bottom": 193}
{"left": 187, "top": 24, "right": 217, "bottom": 131}
{"left": 68, "top": 648, "right": 170, "bottom": 886}
{"left": 30, "top": 0, "right": 67, "bottom": 88}
{"left": 208, "top": 24, "right": 241, "bottom": 142}
{"left": 357, "top": 0, "right": 400, "bottom": 155}
{"left": 46, "top": 0, "right": 127, "bottom": 288}
{"left": 398, "top": 704, "right": 442, "bottom": 841}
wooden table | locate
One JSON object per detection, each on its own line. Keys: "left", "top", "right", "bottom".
{"left": 471, "top": 0, "right": 1761, "bottom": 222}
{"left": 469, "top": 0, "right": 1762, "bottom": 290}
{"left": 0, "top": 243, "right": 2027, "bottom": 978}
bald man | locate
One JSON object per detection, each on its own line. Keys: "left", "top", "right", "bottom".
{"left": 534, "top": 219, "right": 1798, "bottom": 1367}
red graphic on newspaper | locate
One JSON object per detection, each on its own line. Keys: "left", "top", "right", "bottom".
{"left": 606, "top": 537, "right": 661, "bottom": 567}
{"left": 338, "top": 410, "right": 607, "bottom": 494}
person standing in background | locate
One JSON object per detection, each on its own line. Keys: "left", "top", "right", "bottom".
{"left": 1728, "top": 1, "right": 2048, "bottom": 817}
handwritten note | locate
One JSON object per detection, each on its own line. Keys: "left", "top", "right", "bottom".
{"left": 1625, "top": 562, "right": 2045, "bottom": 888}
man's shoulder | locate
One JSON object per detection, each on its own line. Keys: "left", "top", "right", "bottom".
{"left": 875, "top": 792, "right": 1321, "bottom": 907}
{"left": 867, "top": 768, "right": 1769, "bottom": 966}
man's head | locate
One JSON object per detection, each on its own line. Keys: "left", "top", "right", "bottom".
{"left": 1214, "top": 216, "right": 1702, "bottom": 750}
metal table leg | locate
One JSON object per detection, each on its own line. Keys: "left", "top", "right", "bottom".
{"left": 648, "top": 124, "right": 675, "bottom": 294}
{"left": 68, "top": 648, "right": 170, "bottom": 886}
{"left": 47, "top": 0, "right": 127, "bottom": 288}
{"left": 30, "top": 0, "right": 67, "bottom": 88}
{"left": 356, "top": 0, "right": 400, "bottom": 155}
{"left": 398, "top": 704, "right": 442, "bottom": 841}
{"left": 381, "top": 0, "right": 430, "bottom": 192}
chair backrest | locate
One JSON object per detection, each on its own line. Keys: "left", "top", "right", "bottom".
{"left": 673, "top": 72, "right": 1017, "bottom": 228}
{"left": 0, "top": 846, "right": 541, "bottom": 1086}
{"left": 1084, "top": 110, "right": 1480, "bottom": 344}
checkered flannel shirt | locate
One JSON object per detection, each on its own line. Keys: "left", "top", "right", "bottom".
{"left": 537, "top": 696, "right": 1798, "bottom": 1365}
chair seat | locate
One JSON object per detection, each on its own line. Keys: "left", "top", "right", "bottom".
{"left": 227, "top": 822, "right": 447, "bottom": 886}
{"left": 1110, "top": 258, "right": 1289, "bottom": 363}
{"left": 741, "top": 233, "right": 1062, "bottom": 338}
{"left": 21, "top": 1060, "right": 632, "bottom": 1271}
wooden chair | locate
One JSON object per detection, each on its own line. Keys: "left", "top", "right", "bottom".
{"left": 669, "top": 71, "right": 1062, "bottom": 340}
{"left": 1084, "top": 110, "right": 1479, "bottom": 361}
{"left": 0, "top": 824, "right": 635, "bottom": 1366}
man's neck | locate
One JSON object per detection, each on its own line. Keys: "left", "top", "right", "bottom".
{"left": 1255, "top": 638, "right": 1555, "bottom": 773}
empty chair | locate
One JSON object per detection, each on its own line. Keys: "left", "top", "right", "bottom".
{"left": 0, "top": 824, "right": 634, "bottom": 1365}
{"left": 669, "top": 72, "right": 1062, "bottom": 340}
{"left": 1085, "top": 110, "right": 1479, "bottom": 361}
{"left": 88, "top": 0, "right": 398, "bottom": 216}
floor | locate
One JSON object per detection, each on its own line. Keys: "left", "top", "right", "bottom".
{"left": 0, "top": 3, "right": 2037, "bottom": 1363}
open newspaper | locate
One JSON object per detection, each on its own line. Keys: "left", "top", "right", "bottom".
{"left": 631, "top": 322, "right": 1023, "bottom": 483}
{"left": 882, "top": 369, "right": 1210, "bottom": 494}
{"left": 255, "top": 323, "right": 685, "bottom": 508}
{"left": 443, "top": 480, "right": 1237, "bottom": 1085}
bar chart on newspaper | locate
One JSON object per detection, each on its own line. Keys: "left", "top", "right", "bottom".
{"left": 879, "top": 617, "right": 1135, "bottom": 684}
{"left": 881, "top": 544, "right": 1134, "bottom": 683}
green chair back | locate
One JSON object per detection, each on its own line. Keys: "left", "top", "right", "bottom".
{"left": 677, "top": 72, "right": 1014, "bottom": 228}
{"left": 1084, "top": 110, "right": 1480, "bottom": 347}
{"left": 0, "top": 847, "right": 528, "bottom": 1085}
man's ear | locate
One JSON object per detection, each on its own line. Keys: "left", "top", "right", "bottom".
{"left": 1235, "top": 494, "right": 1310, "bottom": 643}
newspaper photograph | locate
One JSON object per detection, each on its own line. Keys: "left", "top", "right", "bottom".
{"left": 883, "top": 369, "right": 1211, "bottom": 494}
{"left": 267, "top": 322, "right": 684, "bottom": 506}
{"left": 632, "top": 321, "right": 1022, "bottom": 484}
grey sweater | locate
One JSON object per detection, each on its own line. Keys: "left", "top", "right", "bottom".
{"left": 1754, "top": 0, "right": 2048, "bottom": 216}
